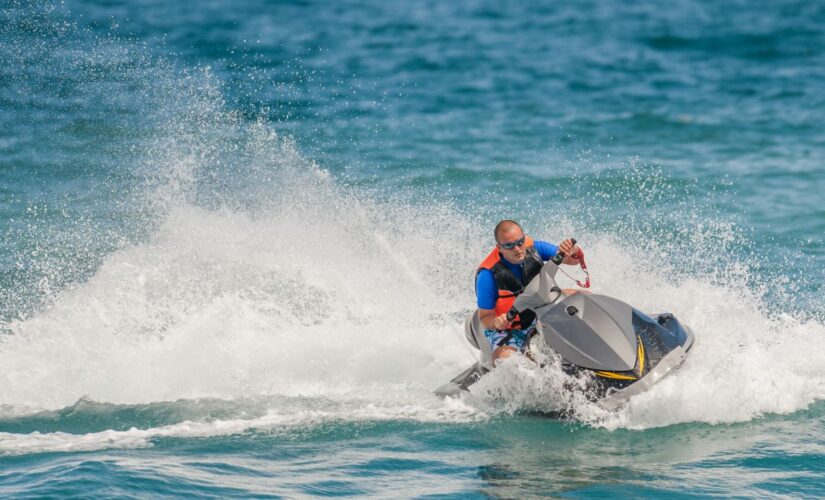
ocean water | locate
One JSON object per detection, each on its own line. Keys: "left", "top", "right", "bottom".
{"left": 2, "top": 0, "right": 825, "bottom": 497}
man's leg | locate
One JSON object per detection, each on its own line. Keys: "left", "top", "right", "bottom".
{"left": 492, "top": 345, "right": 519, "bottom": 364}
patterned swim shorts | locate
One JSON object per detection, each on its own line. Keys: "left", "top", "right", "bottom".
{"left": 483, "top": 328, "right": 532, "bottom": 352}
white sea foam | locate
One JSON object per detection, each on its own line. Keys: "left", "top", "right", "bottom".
{"left": 0, "top": 394, "right": 483, "bottom": 456}
{"left": 0, "top": 198, "right": 483, "bottom": 408}
{"left": 3, "top": 193, "right": 823, "bottom": 440}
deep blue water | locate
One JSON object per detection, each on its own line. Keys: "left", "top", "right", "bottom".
{"left": 2, "top": 0, "right": 825, "bottom": 497}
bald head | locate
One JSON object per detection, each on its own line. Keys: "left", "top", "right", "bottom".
{"left": 494, "top": 219, "right": 523, "bottom": 243}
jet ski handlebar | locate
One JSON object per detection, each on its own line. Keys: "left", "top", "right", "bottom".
{"left": 505, "top": 307, "right": 518, "bottom": 322}
{"left": 505, "top": 238, "right": 578, "bottom": 323}
{"left": 550, "top": 238, "right": 576, "bottom": 265}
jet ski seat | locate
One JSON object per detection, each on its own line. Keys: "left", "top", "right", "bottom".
{"left": 465, "top": 310, "right": 493, "bottom": 369}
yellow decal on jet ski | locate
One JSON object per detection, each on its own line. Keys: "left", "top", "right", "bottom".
{"left": 593, "top": 371, "right": 638, "bottom": 381}
{"left": 636, "top": 335, "right": 645, "bottom": 377}
{"left": 594, "top": 336, "right": 646, "bottom": 381}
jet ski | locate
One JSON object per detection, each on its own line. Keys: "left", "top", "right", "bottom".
{"left": 435, "top": 251, "right": 695, "bottom": 407}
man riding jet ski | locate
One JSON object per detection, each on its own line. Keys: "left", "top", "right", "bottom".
{"left": 473, "top": 220, "right": 585, "bottom": 366}
{"left": 436, "top": 223, "right": 695, "bottom": 405}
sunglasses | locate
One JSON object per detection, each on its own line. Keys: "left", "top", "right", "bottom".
{"left": 498, "top": 237, "right": 526, "bottom": 250}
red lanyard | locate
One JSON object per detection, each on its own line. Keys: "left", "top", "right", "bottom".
{"left": 559, "top": 248, "right": 591, "bottom": 288}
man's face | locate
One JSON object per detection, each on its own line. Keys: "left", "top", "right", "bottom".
{"left": 497, "top": 227, "right": 526, "bottom": 264}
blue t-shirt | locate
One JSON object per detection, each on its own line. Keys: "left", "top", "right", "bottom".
{"left": 475, "top": 240, "right": 559, "bottom": 310}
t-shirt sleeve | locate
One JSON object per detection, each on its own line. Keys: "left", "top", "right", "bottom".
{"left": 475, "top": 269, "right": 499, "bottom": 310}
{"left": 534, "top": 240, "right": 559, "bottom": 261}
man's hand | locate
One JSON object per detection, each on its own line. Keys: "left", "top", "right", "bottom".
{"left": 558, "top": 238, "right": 581, "bottom": 264}
{"left": 491, "top": 313, "right": 512, "bottom": 331}
{"left": 479, "top": 308, "right": 514, "bottom": 330}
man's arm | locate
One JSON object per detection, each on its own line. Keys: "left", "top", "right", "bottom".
{"left": 479, "top": 307, "right": 512, "bottom": 330}
{"left": 476, "top": 270, "right": 512, "bottom": 330}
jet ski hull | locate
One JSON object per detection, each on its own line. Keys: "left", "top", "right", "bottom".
{"left": 434, "top": 311, "right": 694, "bottom": 402}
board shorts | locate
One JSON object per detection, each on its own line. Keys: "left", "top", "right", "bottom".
{"left": 483, "top": 327, "right": 532, "bottom": 352}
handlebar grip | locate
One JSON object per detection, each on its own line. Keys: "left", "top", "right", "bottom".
{"left": 506, "top": 307, "right": 518, "bottom": 322}
{"left": 551, "top": 238, "right": 577, "bottom": 265}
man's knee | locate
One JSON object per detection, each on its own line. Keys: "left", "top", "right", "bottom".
{"left": 492, "top": 345, "right": 517, "bottom": 364}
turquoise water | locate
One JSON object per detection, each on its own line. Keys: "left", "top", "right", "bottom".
{"left": 2, "top": 0, "right": 825, "bottom": 496}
